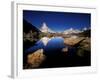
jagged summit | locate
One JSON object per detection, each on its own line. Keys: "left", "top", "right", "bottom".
{"left": 40, "top": 22, "right": 55, "bottom": 33}
{"left": 40, "top": 22, "right": 49, "bottom": 33}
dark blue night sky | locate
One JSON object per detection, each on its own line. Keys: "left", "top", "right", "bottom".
{"left": 23, "top": 10, "right": 91, "bottom": 32}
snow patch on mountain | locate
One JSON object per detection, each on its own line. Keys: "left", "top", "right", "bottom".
{"left": 63, "top": 28, "right": 81, "bottom": 34}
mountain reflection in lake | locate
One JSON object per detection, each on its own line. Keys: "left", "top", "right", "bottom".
{"left": 24, "top": 37, "right": 90, "bottom": 69}
{"left": 25, "top": 37, "right": 65, "bottom": 54}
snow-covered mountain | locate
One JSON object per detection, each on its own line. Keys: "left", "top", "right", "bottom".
{"left": 40, "top": 23, "right": 89, "bottom": 34}
{"left": 40, "top": 22, "right": 55, "bottom": 33}
{"left": 63, "top": 28, "right": 81, "bottom": 34}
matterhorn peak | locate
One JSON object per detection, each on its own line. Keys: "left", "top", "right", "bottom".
{"left": 40, "top": 22, "right": 49, "bottom": 33}
{"left": 40, "top": 22, "right": 55, "bottom": 33}
{"left": 42, "top": 22, "right": 48, "bottom": 29}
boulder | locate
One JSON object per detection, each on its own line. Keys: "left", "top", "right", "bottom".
{"left": 64, "top": 37, "right": 84, "bottom": 46}
{"left": 62, "top": 47, "right": 68, "bottom": 55}
{"left": 27, "top": 49, "right": 46, "bottom": 68}
{"left": 62, "top": 47, "right": 68, "bottom": 52}
{"left": 77, "top": 38, "right": 91, "bottom": 57}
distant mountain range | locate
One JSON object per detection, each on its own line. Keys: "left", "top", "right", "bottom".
{"left": 39, "top": 22, "right": 90, "bottom": 35}
{"left": 23, "top": 20, "right": 90, "bottom": 40}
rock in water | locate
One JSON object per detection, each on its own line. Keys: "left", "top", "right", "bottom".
{"left": 27, "top": 49, "right": 46, "bottom": 68}
{"left": 62, "top": 47, "right": 68, "bottom": 52}
{"left": 77, "top": 38, "right": 91, "bottom": 57}
{"left": 62, "top": 47, "right": 68, "bottom": 55}
{"left": 64, "top": 37, "right": 84, "bottom": 46}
